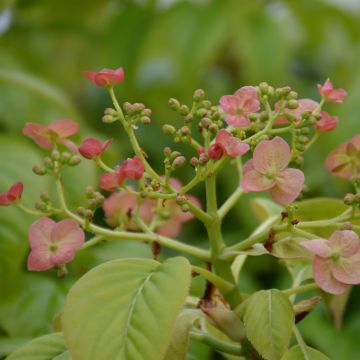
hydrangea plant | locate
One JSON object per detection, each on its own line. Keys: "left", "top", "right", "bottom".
{"left": 2, "top": 69, "right": 359, "bottom": 360}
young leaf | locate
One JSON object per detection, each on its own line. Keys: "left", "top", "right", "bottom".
{"left": 6, "top": 332, "right": 67, "bottom": 360}
{"left": 243, "top": 289, "right": 295, "bottom": 360}
{"left": 281, "top": 344, "right": 330, "bottom": 360}
{"left": 63, "top": 257, "right": 191, "bottom": 360}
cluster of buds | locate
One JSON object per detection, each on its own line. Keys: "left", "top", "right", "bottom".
{"left": 163, "top": 147, "right": 186, "bottom": 171}
{"left": 76, "top": 186, "right": 105, "bottom": 221}
{"left": 123, "top": 102, "right": 152, "bottom": 125}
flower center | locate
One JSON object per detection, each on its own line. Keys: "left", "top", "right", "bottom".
{"left": 49, "top": 244, "right": 59, "bottom": 252}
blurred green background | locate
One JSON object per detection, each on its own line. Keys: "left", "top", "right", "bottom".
{"left": 1, "top": 0, "right": 360, "bottom": 358}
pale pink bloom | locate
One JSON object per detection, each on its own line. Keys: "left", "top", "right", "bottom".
{"left": 208, "top": 130, "right": 250, "bottom": 160}
{"left": 103, "top": 178, "right": 201, "bottom": 237}
{"left": 301, "top": 230, "right": 360, "bottom": 294}
{"left": 317, "top": 78, "right": 347, "bottom": 103}
{"left": 78, "top": 138, "right": 112, "bottom": 159}
{"left": 325, "top": 134, "right": 360, "bottom": 180}
{"left": 23, "top": 119, "right": 79, "bottom": 151}
{"left": 220, "top": 86, "right": 260, "bottom": 127}
{"left": 314, "top": 111, "right": 338, "bottom": 132}
{"left": 27, "top": 217, "right": 84, "bottom": 271}
{"left": 241, "top": 137, "right": 304, "bottom": 205}
{"left": 0, "top": 182, "right": 23, "bottom": 206}
{"left": 85, "top": 67, "right": 125, "bottom": 87}
{"left": 99, "top": 166, "right": 125, "bottom": 191}
{"left": 275, "top": 99, "right": 318, "bottom": 126}
{"left": 122, "top": 156, "right": 144, "bottom": 180}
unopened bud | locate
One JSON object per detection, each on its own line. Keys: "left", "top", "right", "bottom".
{"left": 40, "top": 191, "right": 50, "bottom": 202}
{"left": 32, "top": 165, "right": 47, "bottom": 175}
{"left": 185, "top": 114, "right": 194, "bottom": 123}
{"left": 193, "top": 89, "right": 205, "bottom": 101}
{"left": 68, "top": 156, "right": 81, "bottom": 166}
{"left": 179, "top": 105, "right": 190, "bottom": 116}
{"left": 176, "top": 195, "right": 187, "bottom": 205}
{"left": 294, "top": 156, "right": 304, "bottom": 167}
{"left": 295, "top": 144, "right": 306, "bottom": 152}
{"left": 171, "top": 151, "right": 182, "bottom": 158}
{"left": 179, "top": 126, "right": 190, "bottom": 136}
{"left": 341, "top": 222, "right": 353, "bottom": 230}
{"left": 181, "top": 204, "right": 190, "bottom": 213}
{"left": 104, "top": 107, "right": 117, "bottom": 115}
{"left": 76, "top": 207, "right": 86, "bottom": 216}
{"left": 208, "top": 124, "right": 218, "bottom": 133}
{"left": 168, "top": 98, "right": 180, "bottom": 111}
{"left": 276, "top": 86, "right": 291, "bottom": 97}
{"left": 259, "top": 82, "right": 269, "bottom": 94}
{"left": 301, "top": 127, "right": 310, "bottom": 135}
{"left": 85, "top": 209, "right": 94, "bottom": 220}
{"left": 162, "top": 124, "right": 176, "bottom": 135}
{"left": 102, "top": 115, "right": 116, "bottom": 123}
{"left": 163, "top": 147, "right": 172, "bottom": 156}
{"left": 298, "top": 136, "right": 309, "bottom": 144}
{"left": 172, "top": 156, "right": 186, "bottom": 168}
{"left": 259, "top": 111, "right": 269, "bottom": 122}
{"left": 201, "top": 100, "right": 212, "bottom": 109}
{"left": 51, "top": 150, "right": 60, "bottom": 161}
{"left": 288, "top": 91, "right": 298, "bottom": 100}
{"left": 201, "top": 117, "right": 211, "bottom": 127}
{"left": 43, "top": 157, "right": 54, "bottom": 169}
{"left": 199, "top": 153, "right": 209, "bottom": 165}
{"left": 190, "top": 157, "right": 199, "bottom": 167}
{"left": 85, "top": 186, "right": 95, "bottom": 198}
{"left": 60, "top": 152, "right": 71, "bottom": 163}
{"left": 141, "top": 108, "right": 152, "bottom": 117}
{"left": 286, "top": 99, "right": 299, "bottom": 109}
{"left": 344, "top": 193, "right": 355, "bottom": 205}
{"left": 141, "top": 116, "right": 151, "bottom": 125}
{"left": 248, "top": 113, "right": 258, "bottom": 122}
{"left": 197, "top": 108, "right": 208, "bottom": 117}
{"left": 35, "top": 202, "right": 47, "bottom": 211}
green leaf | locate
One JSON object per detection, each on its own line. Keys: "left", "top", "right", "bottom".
{"left": 281, "top": 344, "right": 330, "bottom": 360}
{"left": 243, "top": 289, "right": 295, "bottom": 360}
{"left": 164, "top": 309, "right": 202, "bottom": 360}
{"left": 250, "top": 198, "right": 283, "bottom": 221}
{"left": 272, "top": 238, "right": 312, "bottom": 259}
{"left": 63, "top": 257, "right": 191, "bottom": 360}
{"left": 6, "top": 332, "right": 68, "bottom": 360}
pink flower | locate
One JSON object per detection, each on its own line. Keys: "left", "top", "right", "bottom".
{"left": 314, "top": 111, "right": 338, "bottom": 132}
{"left": 241, "top": 137, "right": 304, "bottom": 205}
{"left": 220, "top": 86, "right": 260, "bottom": 127}
{"left": 99, "top": 166, "right": 125, "bottom": 191}
{"left": 301, "top": 230, "right": 360, "bottom": 294}
{"left": 23, "top": 119, "right": 79, "bottom": 151}
{"left": 122, "top": 156, "right": 144, "bottom": 180}
{"left": 325, "top": 134, "right": 360, "bottom": 180}
{"left": 275, "top": 99, "right": 318, "bottom": 126}
{"left": 317, "top": 78, "right": 347, "bottom": 103}
{"left": 208, "top": 130, "right": 250, "bottom": 160}
{"left": 78, "top": 138, "right": 112, "bottom": 159}
{"left": 27, "top": 217, "right": 85, "bottom": 271}
{"left": 85, "top": 67, "right": 125, "bottom": 87}
{"left": 103, "top": 178, "right": 201, "bottom": 237}
{"left": 0, "top": 182, "right": 23, "bottom": 206}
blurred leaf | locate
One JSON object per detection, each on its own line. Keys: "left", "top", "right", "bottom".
{"left": 251, "top": 198, "right": 283, "bottom": 221}
{"left": 6, "top": 332, "right": 67, "bottom": 360}
{"left": 281, "top": 344, "right": 329, "bottom": 360}
{"left": 0, "top": 337, "right": 31, "bottom": 357}
{"left": 272, "top": 238, "right": 312, "bottom": 259}
{"left": 63, "top": 257, "right": 191, "bottom": 359}
{"left": 243, "top": 289, "right": 295, "bottom": 360}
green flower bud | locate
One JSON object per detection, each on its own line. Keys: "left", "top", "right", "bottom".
{"left": 141, "top": 116, "right": 151, "bottom": 125}
{"left": 51, "top": 150, "right": 60, "bottom": 161}
{"left": 32, "top": 165, "right": 47, "bottom": 176}
{"left": 179, "top": 105, "right": 190, "bottom": 116}
{"left": 162, "top": 124, "right": 176, "bottom": 135}
{"left": 286, "top": 99, "right": 299, "bottom": 109}
{"left": 104, "top": 107, "right": 117, "bottom": 115}
{"left": 168, "top": 98, "right": 180, "bottom": 111}
{"left": 193, "top": 89, "right": 205, "bottom": 101}
{"left": 43, "top": 157, "right": 54, "bottom": 169}
{"left": 179, "top": 126, "right": 190, "bottom": 136}
{"left": 68, "top": 156, "right": 81, "bottom": 166}
{"left": 172, "top": 156, "right": 186, "bottom": 168}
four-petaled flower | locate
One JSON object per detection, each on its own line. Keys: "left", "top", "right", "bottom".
{"left": 78, "top": 138, "right": 112, "bottom": 159}
{"left": 241, "top": 137, "right": 304, "bottom": 205}
{"left": 325, "top": 134, "right": 360, "bottom": 180}
{"left": 85, "top": 67, "right": 125, "bottom": 87}
{"left": 208, "top": 130, "right": 250, "bottom": 160}
{"left": 220, "top": 86, "right": 260, "bottom": 128}
{"left": 27, "top": 217, "right": 85, "bottom": 271}
{"left": 301, "top": 230, "right": 360, "bottom": 294}
{"left": 23, "top": 119, "right": 79, "bottom": 151}
{"left": 317, "top": 78, "right": 347, "bottom": 103}
{"left": 0, "top": 182, "right": 23, "bottom": 206}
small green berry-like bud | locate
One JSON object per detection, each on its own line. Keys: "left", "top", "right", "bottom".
{"left": 141, "top": 116, "right": 151, "bottom": 125}
{"left": 123, "top": 102, "right": 135, "bottom": 113}
{"left": 298, "top": 136, "right": 309, "bottom": 144}
{"left": 201, "top": 117, "right": 211, "bottom": 128}
{"left": 60, "top": 152, "right": 71, "bottom": 163}
{"left": 341, "top": 222, "right": 353, "bottom": 230}
{"left": 197, "top": 108, "right": 208, "bottom": 117}
{"left": 208, "top": 124, "right": 218, "bottom": 133}
{"left": 104, "top": 107, "right": 117, "bottom": 115}
{"left": 179, "top": 105, "right": 190, "bottom": 116}
{"left": 69, "top": 156, "right": 81, "bottom": 166}
{"left": 51, "top": 150, "right": 60, "bottom": 161}
{"left": 40, "top": 191, "right": 50, "bottom": 202}
{"left": 162, "top": 124, "right": 176, "bottom": 135}
{"left": 179, "top": 126, "right": 190, "bottom": 136}
{"left": 168, "top": 98, "right": 180, "bottom": 111}
{"left": 163, "top": 147, "right": 172, "bottom": 156}
{"left": 201, "top": 100, "right": 212, "bottom": 109}
{"left": 35, "top": 202, "right": 47, "bottom": 211}
{"left": 301, "top": 127, "right": 310, "bottom": 135}
{"left": 85, "top": 186, "right": 94, "bottom": 198}
{"left": 176, "top": 195, "right": 187, "bottom": 205}
{"left": 199, "top": 153, "right": 209, "bottom": 165}
{"left": 87, "top": 199, "right": 98, "bottom": 209}
{"left": 344, "top": 193, "right": 355, "bottom": 205}
{"left": 294, "top": 156, "right": 304, "bottom": 167}
{"left": 85, "top": 209, "right": 94, "bottom": 220}
{"left": 181, "top": 204, "right": 190, "bottom": 213}
{"left": 259, "top": 82, "right": 269, "bottom": 94}
{"left": 259, "top": 111, "right": 269, "bottom": 122}
{"left": 76, "top": 207, "right": 86, "bottom": 216}
{"left": 286, "top": 99, "right": 299, "bottom": 109}
{"left": 295, "top": 144, "right": 306, "bottom": 152}
{"left": 32, "top": 165, "right": 47, "bottom": 176}
{"left": 185, "top": 114, "right": 193, "bottom": 123}
{"left": 190, "top": 157, "right": 199, "bottom": 167}
{"left": 171, "top": 151, "right": 182, "bottom": 158}
{"left": 142, "top": 108, "right": 152, "bottom": 117}
{"left": 172, "top": 156, "right": 186, "bottom": 168}
{"left": 43, "top": 157, "right": 54, "bottom": 169}
{"left": 193, "top": 89, "right": 205, "bottom": 101}
{"left": 248, "top": 113, "right": 258, "bottom": 122}
{"left": 287, "top": 91, "right": 298, "bottom": 100}
{"left": 267, "top": 86, "right": 275, "bottom": 97}
{"left": 102, "top": 115, "right": 116, "bottom": 123}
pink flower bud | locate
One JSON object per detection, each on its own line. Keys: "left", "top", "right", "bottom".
{"left": 99, "top": 166, "right": 125, "bottom": 191}
{"left": 122, "top": 156, "right": 144, "bottom": 180}
{"left": 241, "top": 137, "right": 304, "bottom": 205}
{"left": 23, "top": 119, "right": 79, "bottom": 151}
{"left": 0, "top": 182, "right": 24, "bottom": 206}
{"left": 27, "top": 217, "right": 85, "bottom": 271}
{"left": 78, "top": 138, "right": 112, "bottom": 159}
{"left": 85, "top": 67, "right": 125, "bottom": 87}
{"left": 220, "top": 86, "right": 260, "bottom": 128}
{"left": 317, "top": 78, "right": 347, "bottom": 103}
{"left": 208, "top": 143, "right": 224, "bottom": 160}
{"left": 300, "top": 230, "right": 360, "bottom": 294}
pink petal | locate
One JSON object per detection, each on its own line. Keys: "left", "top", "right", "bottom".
{"left": 78, "top": 138, "right": 103, "bottom": 159}
{"left": 275, "top": 99, "right": 318, "bottom": 125}
{"left": 0, "top": 193, "right": 11, "bottom": 206}
{"left": 157, "top": 219, "right": 182, "bottom": 237}
{"left": 313, "top": 256, "right": 347, "bottom": 295}
{"left": 50, "top": 219, "right": 84, "bottom": 251}
{"left": 215, "top": 130, "right": 249, "bottom": 158}
{"left": 314, "top": 111, "right": 338, "bottom": 132}
{"left": 242, "top": 159, "right": 255, "bottom": 175}
{"left": 208, "top": 143, "right": 224, "bottom": 160}
{"left": 28, "top": 217, "right": 56, "bottom": 249}
{"left": 219, "top": 95, "right": 240, "bottom": 114}
{"left": 328, "top": 88, "right": 347, "bottom": 103}
{"left": 22, "top": 123, "right": 53, "bottom": 149}
{"left": 60, "top": 139, "right": 79, "bottom": 153}
{"left": 7, "top": 182, "right": 24, "bottom": 202}
{"left": 27, "top": 249, "right": 53, "bottom": 271}
{"left": 234, "top": 86, "right": 260, "bottom": 113}
{"left": 241, "top": 169, "right": 275, "bottom": 192}
{"left": 168, "top": 178, "right": 182, "bottom": 191}
{"left": 99, "top": 166, "right": 125, "bottom": 191}
{"left": 50, "top": 247, "right": 76, "bottom": 266}
{"left": 324, "top": 142, "right": 353, "bottom": 180}
{"left": 253, "top": 137, "right": 291, "bottom": 174}
{"left": 300, "top": 239, "right": 331, "bottom": 258}
{"left": 332, "top": 251, "right": 360, "bottom": 285}
{"left": 269, "top": 168, "right": 304, "bottom": 205}
{"left": 85, "top": 71, "right": 97, "bottom": 82}
{"left": 329, "top": 230, "right": 360, "bottom": 257}
{"left": 90, "top": 68, "right": 125, "bottom": 87}
{"left": 224, "top": 114, "right": 251, "bottom": 128}
{"left": 48, "top": 119, "right": 79, "bottom": 138}
{"left": 122, "top": 156, "right": 144, "bottom": 180}
{"left": 351, "top": 134, "right": 360, "bottom": 150}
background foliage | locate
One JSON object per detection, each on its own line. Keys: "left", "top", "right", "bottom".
{"left": 1, "top": 0, "right": 360, "bottom": 358}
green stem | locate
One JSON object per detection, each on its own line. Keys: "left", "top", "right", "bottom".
{"left": 282, "top": 282, "right": 318, "bottom": 296}
{"left": 95, "top": 157, "right": 114, "bottom": 172}
{"left": 16, "top": 202, "right": 50, "bottom": 217}
{"left": 218, "top": 187, "right": 244, "bottom": 220}
{"left": 189, "top": 331, "right": 243, "bottom": 356}
{"left": 293, "top": 326, "right": 311, "bottom": 360}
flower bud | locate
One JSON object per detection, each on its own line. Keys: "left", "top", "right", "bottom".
{"left": 162, "top": 124, "right": 176, "bottom": 135}
{"left": 185, "top": 114, "right": 193, "bottom": 123}
{"left": 172, "top": 156, "right": 186, "bottom": 168}
{"left": 295, "top": 144, "right": 306, "bottom": 152}
{"left": 341, "top": 222, "right": 353, "bottom": 230}
{"left": 193, "top": 89, "right": 205, "bottom": 101}
{"left": 171, "top": 151, "right": 182, "bottom": 158}
{"left": 176, "top": 195, "right": 187, "bottom": 205}
{"left": 201, "top": 117, "right": 212, "bottom": 128}
{"left": 197, "top": 108, "right": 208, "bottom": 117}
{"left": 104, "top": 108, "right": 117, "bottom": 115}
{"left": 102, "top": 115, "right": 116, "bottom": 123}
{"left": 168, "top": 98, "right": 180, "bottom": 111}
{"left": 32, "top": 165, "right": 47, "bottom": 176}
{"left": 40, "top": 191, "right": 50, "bottom": 203}
{"left": 259, "top": 111, "right": 269, "bottom": 122}
{"left": 68, "top": 156, "right": 81, "bottom": 166}
{"left": 301, "top": 127, "right": 310, "bottom": 135}
{"left": 208, "top": 124, "right": 218, "bottom": 133}
{"left": 287, "top": 91, "right": 298, "bottom": 100}
{"left": 276, "top": 86, "right": 291, "bottom": 97}
{"left": 344, "top": 193, "right": 356, "bottom": 205}
{"left": 163, "top": 147, "right": 172, "bottom": 156}
{"left": 259, "top": 82, "right": 269, "bottom": 94}
{"left": 142, "top": 108, "right": 152, "bottom": 117}
{"left": 35, "top": 202, "right": 47, "bottom": 211}
{"left": 76, "top": 207, "right": 86, "bottom": 216}
{"left": 201, "top": 100, "right": 212, "bottom": 109}
{"left": 248, "top": 113, "right": 258, "bottom": 122}
{"left": 141, "top": 116, "right": 151, "bottom": 125}
{"left": 43, "top": 157, "right": 54, "bottom": 169}
{"left": 181, "top": 204, "right": 190, "bottom": 213}
{"left": 133, "top": 103, "right": 146, "bottom": 111}
{"left": 294, "top": 156, "right": 304, "bottom": 167}
{"left": 179, "top": 105, "right": 190, "bottom": 116}
{"left": 199, "top": 153, "right": 209, "bottom": 165}
{"left": 51, "top": 150, "right": 60, "bottom": 161}
{"left": 286, "top": 99, "right": 299, "bottom": 109}
{"left": 298, "top": 136, "right": 309, "bottom": 144}
{"left": 85, "top": 209, "right": 94, "bottom": 220}
{"left": 190, "top": 157, "right": 199, "bottom": 167}
{"left": 179, "top": 126, "right": 190, "bottom": 136}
